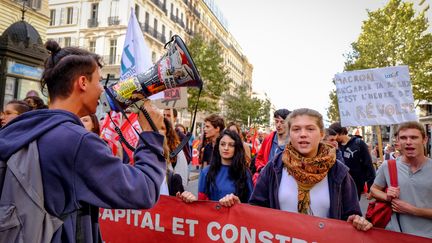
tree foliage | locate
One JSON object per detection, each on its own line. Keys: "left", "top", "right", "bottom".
{"left": 225, "top": 85, "right": 271, "bottom": 127}
{"left": 327, "top": 0, "right": 432, "bottom": 121}
{"left": 186, "top": 35, "right": 232, "bottom": 115}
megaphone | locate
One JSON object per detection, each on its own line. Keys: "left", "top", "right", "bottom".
{"left": 101, "top": 35, "right": 202, "bottom": 112}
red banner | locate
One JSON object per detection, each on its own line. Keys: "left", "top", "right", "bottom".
{"left": 99, "top": 196, "right": 429, "bottom": 243}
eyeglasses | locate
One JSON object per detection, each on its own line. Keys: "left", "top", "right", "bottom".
{"left": 1, "top": 111, "right": 19, "bottom": 116}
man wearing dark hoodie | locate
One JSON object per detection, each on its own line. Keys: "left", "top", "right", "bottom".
{"left": 0, "top": 40, "right": 166, "bottom": 242}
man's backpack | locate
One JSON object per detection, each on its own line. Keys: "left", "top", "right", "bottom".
{"left": 0, "top": 141, "right": 64, "bottom": 243}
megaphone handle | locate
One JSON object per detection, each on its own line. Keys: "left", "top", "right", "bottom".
{"left": 138, "top": 106, "right": 159, "bottom": 132}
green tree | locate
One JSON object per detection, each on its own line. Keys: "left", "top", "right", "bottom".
{"left": 225, "top": 86, "right": 271, "bottom": 127}
{"left": 327, "top": 83, "right": 340, "bottom": 122}
{"left": 186, "top": 35, "right": 232, "bottom": 116}
{"left": 327, "top": 0, "right": 432, "bottom": 121}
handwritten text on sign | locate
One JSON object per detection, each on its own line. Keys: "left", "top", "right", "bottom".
{"left": 99, "top": 196, "right": 430, "bottom": 243}
{"left": 334, "top": 66, "right": 417, "bottom": 126}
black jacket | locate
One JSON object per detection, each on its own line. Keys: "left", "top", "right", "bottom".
{"left": 339, "top": 136, "right": 376, "bottom": 194}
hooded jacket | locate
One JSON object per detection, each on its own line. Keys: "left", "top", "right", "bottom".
{"left": 0, "top": 109, "right": 166, "bottom": 242}
{"left": 249, "top": 148, "right": 361, "bottom": 220}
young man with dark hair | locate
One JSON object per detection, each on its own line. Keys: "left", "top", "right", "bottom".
{"left": 0, "top": 41, "right": 166, "bottom": 243}
{"left": 370, "top": 121, "right": 432, "bottom": 238}
{"left": 253, "top": 108, "right": 290, "bottom": 185}
{"left": 201, "top": 114, "right": 225, "bottom": 167}
{"left": 329, "top": 122, "right": 375, "bottom": 199}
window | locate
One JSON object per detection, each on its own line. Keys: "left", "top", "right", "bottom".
{"left": 109, "top": 39, "right": 117, "bottom": 65}
{"left": 170, "top": 3, "right": 173, "bottom": 15}
{"left": 64, "top": 37, "right": 71, "bottom": 47}
{"left": 154, "top": 19, "right": 158, "bottom": 32}
{"left": 110, "top": 0, "right": 119, "bottom": 17}
{"left": 145, "top": 12, "right": 149, "bottom": 26}
{"left": 49, "top": 9, "right": 56, "bottom": 26}
{"left": 66, "top": 7, "right": 73, "bottom": 24}
{"left": 33, "top": 0, "right": 42, "bottom": 9}
{"left": 91, "top": 3, "right": 98, "bottom": 20}
{"left": 135, "top": 4, "right": 140, "bottom": 20}
{"left": 89, "top": 41, "right": 96, "bottom": 53}
{"left": 16, "top": 0, "right": 41, "bottom": 9}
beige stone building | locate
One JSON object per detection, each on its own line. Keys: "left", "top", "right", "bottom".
{"left": 1, "top": 0, "right": 50, "bottom": 41}
{"left": 46, "top": 0, "right": 253, "bottom": 122}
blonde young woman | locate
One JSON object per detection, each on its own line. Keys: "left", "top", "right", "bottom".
{"left": 220, "top": 108, "right": 373, "bottom": 231}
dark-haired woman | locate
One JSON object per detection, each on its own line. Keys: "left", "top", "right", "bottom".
{"left": 80, "top": 114, "right": 100, "bottom": 135}
{"left": 178, "top": 130, "right": 253, "bottom": 203}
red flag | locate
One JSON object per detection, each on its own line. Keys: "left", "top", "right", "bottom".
{"left": 120, "top": 113, "right": 142, "bottom": 164}
{"left": 251, "top": 128, "right": 259, "bottom": 156}
{"left": 100, "top": 111, "right": 121, "bottom": 155}
{"left": 191, "top": 139, "right": 201, "bottom": 166}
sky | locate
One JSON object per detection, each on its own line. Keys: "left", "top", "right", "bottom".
{"left": 214, "top": 0, "right": 392, "bottom": 120}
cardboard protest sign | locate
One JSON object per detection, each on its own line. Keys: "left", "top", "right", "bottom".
{"left": 154, "top": 87, "right": 188, "bottom": 109}
{"left": 334, "top": 66, "right": 417, "bottom": 127}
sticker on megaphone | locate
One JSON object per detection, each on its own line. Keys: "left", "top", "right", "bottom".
{"left": 101, "top": 35, "right": 202, "bottom": 113}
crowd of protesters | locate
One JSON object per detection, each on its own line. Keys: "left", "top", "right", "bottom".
{"left": 1, "top": 40, "right": 431, "bottom": 242}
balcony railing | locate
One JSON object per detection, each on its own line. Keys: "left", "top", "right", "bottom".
{"left": 141, "top": 25, "right": 166, "bottom": 44}
{"left": 151, "top": 0, "right": 167, "bottom": 14}
{"left": 170, "top": 14, "right": 185, "bottom": 28}
{"left": 87, "top": 19, "right": 98, "bottom": 28}
{"left": 184, "top": 1, "right": 200, "bottom": 19}
{"left": 108, "top": 16, "right": 120, "bottom": 26}
{"left": 192, "top": 8, "right": 200, "bottom": 18}
{"left": 185, "top": 28, "right": 194, "bottom": 36}
{"left": 170, "top": 14, "right": 178, "bottom": 23}
{"left": 140, "top": 22, "right": 149, "bottom": 32}
{"left": 178, "top": 20, "right": 185, "bottom": 28}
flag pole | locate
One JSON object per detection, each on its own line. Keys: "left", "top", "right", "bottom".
{"left": 375, "top": 126, "right": 384, "bottom": 163}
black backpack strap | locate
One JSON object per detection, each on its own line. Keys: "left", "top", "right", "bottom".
{"left": 58, "top": 206, "right": 86, "bottom": 243}
{"left": 167, "top": 170, "right": 174, "bottom": 196}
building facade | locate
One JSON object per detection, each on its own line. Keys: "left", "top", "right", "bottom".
{"left": 46, "top": 0, "right": 253, "bottom": 101}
